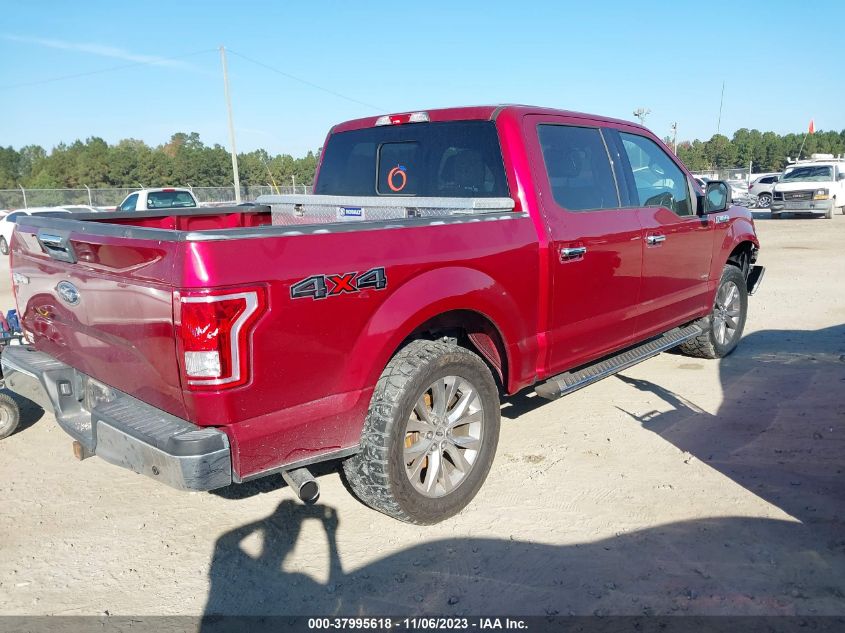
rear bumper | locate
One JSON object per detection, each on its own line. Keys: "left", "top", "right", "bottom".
{"left": 0, "top": 346, "right": 232, "bottom": 491}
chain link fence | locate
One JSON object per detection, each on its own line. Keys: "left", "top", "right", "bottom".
{"left": 0, "top": 185, "right": 313, "bottom": 210}
{"left": 691, "top": 167, "right": 760, "bottom": 182}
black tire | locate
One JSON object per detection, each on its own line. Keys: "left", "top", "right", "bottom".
{"left": 757, "top": 193, "right": 772, "bottom": 208}
{"left": 0, "top": 236, "right": 8, "bottom": 256}
{"left": 342, "top": 339, "right": 501, "bottom": 524}
{"left": 678, "top": 265, "right": 748, "bottom": 360}
{"left": 0, "top": 392, "right": 21, "bottom": 439}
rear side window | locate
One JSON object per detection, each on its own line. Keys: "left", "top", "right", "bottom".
{"left": 619, "top": 132, "right": 692, "bottom": 216}
{"left": 147, "top": 191, "right": 196, "bottom": 208}
{"left": 315, "top": 121, "right": 509, "bottom": 198}
{"left": 537, "top": 125, "right": 619, "bottom": 211}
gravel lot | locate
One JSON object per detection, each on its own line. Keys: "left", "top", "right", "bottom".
{"left": 0, "top": 210, "right": 843, "bottom": 617}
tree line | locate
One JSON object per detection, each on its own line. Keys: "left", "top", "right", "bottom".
{"left": 0, "top": 132, "right": 318, "bottom": 190}
{"left": 2, "top": 127, "right": 845, "bottom": 191}
{"left": 670, "top": 128, "right": 845, "bottom": 173}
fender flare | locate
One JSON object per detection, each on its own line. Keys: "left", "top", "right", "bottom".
{"left": 711, "top": 213, "right": 759, "bottom": 280}
{"left": 344, "top": 266, "right": 525, "bottom": 393}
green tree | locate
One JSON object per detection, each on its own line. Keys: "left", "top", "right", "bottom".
{"left": 0, "top": 147, "right": 20, "bottom": 188}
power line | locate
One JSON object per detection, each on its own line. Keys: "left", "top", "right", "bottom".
{"left": 0, "top": 48, "right": 217, "bottom": 91}
{"left": 226, "top": 49, "right": 383, "bottom": 112}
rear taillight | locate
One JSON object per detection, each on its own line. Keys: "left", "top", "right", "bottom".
{"left": 175, "top": 287, "right": 266, "bottom": 390}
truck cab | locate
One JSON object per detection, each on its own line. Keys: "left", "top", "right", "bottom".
{"left": 771, "top": 154, "right": 845, "bottom": 219}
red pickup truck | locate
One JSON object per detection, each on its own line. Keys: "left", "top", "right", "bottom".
{"left": 2, "top": 105, "right": 763, "bottom": 524}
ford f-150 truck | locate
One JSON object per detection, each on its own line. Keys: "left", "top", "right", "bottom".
{"left": 1, "top": 105, "right": 764, "bottom": 524}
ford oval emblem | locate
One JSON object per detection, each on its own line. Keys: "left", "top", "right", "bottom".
{"left": 56, "top": 281, "right": 80, "bottom": 306}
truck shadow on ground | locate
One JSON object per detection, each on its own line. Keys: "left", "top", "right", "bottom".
{"left": 201, "top": 502, "right": 845, "bottom": 620}
{"left": 202, "top": 325, "right": 845, "bottom": 619}
{"left": 616, "top": 324, "right": 845, "bottom": 528}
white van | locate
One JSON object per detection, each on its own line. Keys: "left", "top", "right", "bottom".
{"left": 771, "top": 154, "right": 845, "bottom": 219}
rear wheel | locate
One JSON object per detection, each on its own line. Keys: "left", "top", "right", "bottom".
{"left": 0, "top": 236, "right": 8, "bottom": 256}
{"left": 757, "top": 193, "right": 772, "bottom": 208}
{"left": 343, "top": 339, "right": 500, "bottom": 524}
{"left": 679, "top": 265, "right": 748, "bottom": 359}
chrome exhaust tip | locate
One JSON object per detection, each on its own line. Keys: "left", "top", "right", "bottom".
{"left": 282, "top": 467, "right": 320, "bottom": 504}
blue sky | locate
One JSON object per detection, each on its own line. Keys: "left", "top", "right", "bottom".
{"left": 1, "top": 0, "right": 843, "bottom": 157}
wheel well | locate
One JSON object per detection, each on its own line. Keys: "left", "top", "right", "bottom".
{"left": 727, "top": 241, "right": 756, "bottom": 277}
{"left": 398, "top": 310, "right": 508, "bottom": 389}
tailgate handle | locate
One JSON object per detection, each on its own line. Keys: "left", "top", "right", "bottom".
{"left": 37, "top": 230, "right": 77, "bottom": 264}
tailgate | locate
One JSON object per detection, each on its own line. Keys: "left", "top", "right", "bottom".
{"left": 9, "top": 220, "right": 187, "bottom": 419}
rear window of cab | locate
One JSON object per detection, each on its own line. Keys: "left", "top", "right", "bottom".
{"left": 315, "top": 121, "right": 509, "bottom": 198}
{"left": 147, "top": 191, "right": 196, "bottom": 208}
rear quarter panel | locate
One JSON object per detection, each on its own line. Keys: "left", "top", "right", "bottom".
{"left": 180, "top": 216, "right": 540, "bottom": 477}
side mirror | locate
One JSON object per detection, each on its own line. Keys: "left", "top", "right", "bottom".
{"left": 701, "top": 180, "right": 730, "bottom": 214}
{"left": 837, "top": 173, "right": 845, "bottom": 181}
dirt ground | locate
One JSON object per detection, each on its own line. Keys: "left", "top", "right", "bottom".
{"left": 0, "top": 209, "right": 843, "bottom": 618}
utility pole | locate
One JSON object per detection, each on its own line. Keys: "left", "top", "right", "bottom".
{"left": 716, "top": 81, "right": 725, "bottom": 136}
{"left": 670, "top": 122, "right": 678, "bottom": 154}
{"left": 219, "top": 46, "right": 242, "bottom": 204}
{"left": 633, "top": 107, "right": 651, "bottom": 126}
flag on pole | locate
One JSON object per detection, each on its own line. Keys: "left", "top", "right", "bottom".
{"left": 808, "top": 119, "right": 815, "bottom": 134}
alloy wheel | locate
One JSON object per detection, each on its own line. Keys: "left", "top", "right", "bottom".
{"left": 713, "top": 281, "right": 741, "bottom": 346}
{"left": 404, "top": 376, "right": 484, "bottom": 498}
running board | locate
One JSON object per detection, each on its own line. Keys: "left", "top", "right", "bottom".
{"left": 534, "top": 324, "right": 702, "bottom": 400}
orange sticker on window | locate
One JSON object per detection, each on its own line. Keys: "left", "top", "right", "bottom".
{"left": 387, "top": 165, "right": 407, "bottom": 192}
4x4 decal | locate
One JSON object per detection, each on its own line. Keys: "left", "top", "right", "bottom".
{"left": 290, "top": 267, "right": 387, "bottom": 300}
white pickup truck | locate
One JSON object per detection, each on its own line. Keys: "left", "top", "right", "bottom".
{"left": 770, "top": 155, "right": 845, "bottom": 219}
{"left": 116, "top": 187, "right": 199, "bottom": 211}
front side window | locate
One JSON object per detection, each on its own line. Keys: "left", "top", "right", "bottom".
{"left": 620, "top": 132, "right": 692, "bottom": 216}
{"left": 120, "top": 194, "right": 138, "bottom": 211}
{"left": 537, "top": 125, "right": 619, "bottom": 211}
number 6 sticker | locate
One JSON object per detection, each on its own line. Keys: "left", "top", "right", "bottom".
{"left": 387, "top": 165, "right": 407, "bottom": 192}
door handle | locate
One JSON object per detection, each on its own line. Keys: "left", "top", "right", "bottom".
{"left": 560, "top": 246, "right": 587, "bottom": 260}
{"left": 714, "top": 214, "right": 730, "bottom": 224}
{"left": 646, "top": 234, "right": 666, "bottom": 246}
